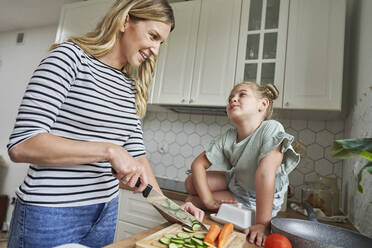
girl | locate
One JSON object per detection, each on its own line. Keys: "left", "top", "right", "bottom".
{"left": 7, "top": 1, "right": 203, "bottom": 247}
{"left": 185, "top": 82, "right": 300, "bottom": 247}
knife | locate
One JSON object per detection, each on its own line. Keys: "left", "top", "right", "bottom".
{"left": 111, "top": 168, "right": 208, "bottom": 231}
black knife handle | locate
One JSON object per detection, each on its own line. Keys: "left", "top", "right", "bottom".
{"left": 111, "top": 168, "right": 152, "bottom": 198}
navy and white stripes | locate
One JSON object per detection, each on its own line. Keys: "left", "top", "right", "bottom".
{"left": 7, "top": 42, "right": 145, "bottom": 207}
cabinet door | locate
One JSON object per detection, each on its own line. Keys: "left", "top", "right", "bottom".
{"left": 235, "top": 0, "right": 289, "bottom": 108}
{"left": 190, "top": 0, "right": 241, "bottom": 106}
{"left": 150, "top": 0, "right": 200, "bottom": 104}
{"left": 56, "top": 0, "right": 114, "bottom": 43}
{"left": 283, "top": 0, "right": 346, "bottom": 110}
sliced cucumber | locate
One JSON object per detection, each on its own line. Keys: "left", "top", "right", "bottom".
{"left": 184, "top": 244, "right": 196, "bottom": 248}
{"left": 170, "top": 238, "right": 184, "bottom": 244}
{"left": 164, "top": 234, "right": 177, "bottom": 239}
{"left": 168, "top": 243, "right": 178, "bottom": 248}
{"left": 192, "top": 233, "right": 205, "bottom": 240}
{"left": 192, "top": 223, "right": 202, "bottom": 231}
{"left": 177, "top": 232, "right": 190, "bottom": 239}
{"left": 204, "top": 241, "right": 217, "bottom": 248}
{"left": 184, "top": 238, "right": 192, "bottom": 244}
{"left": 191, "top": 237, "right": 204, "bottom": 246}
{"left": 176, "top": 210, "right": 188, "bottom": 219}
{"left": 159, "top": 237, "right": 171, "bottom": 245}
{"left": 182, "top": 226, "right": 194, "bottom": 233}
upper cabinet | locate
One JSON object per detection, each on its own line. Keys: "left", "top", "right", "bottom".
{"left": 235, "top": 0, "right": 289, "bottom": 108}
{"left": 150, "top": 0, "right": 241, "bottom": 106}
{"left": 283, "top": 0, "right": 346, "bottom": 110}
{"left": 56, "top": 0, "right": 113, "bottom": 43}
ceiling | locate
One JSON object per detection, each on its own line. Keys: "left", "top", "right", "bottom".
{"left": 0, "top": 0, "right": 85, "bottom": 33}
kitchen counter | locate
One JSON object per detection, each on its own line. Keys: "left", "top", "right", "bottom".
{"left": 113, "top": 184, "right": 358, "bottom": 248}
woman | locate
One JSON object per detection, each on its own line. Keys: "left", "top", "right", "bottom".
{"left": 7, "top": 0, "right": 204, "bottom": 247}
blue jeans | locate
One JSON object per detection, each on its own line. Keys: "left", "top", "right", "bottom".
{"left": 7, "top": 197, "right": 118, "bottom": 248}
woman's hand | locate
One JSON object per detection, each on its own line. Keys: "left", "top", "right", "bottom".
{"left": 108, "top": 144, "right": 149, "bottom": 192}
{"left": 244, "top": 223, "right": 270, "bottom": 247}
{"left": 180, "top": 202, "right": 205, "bottom": 222}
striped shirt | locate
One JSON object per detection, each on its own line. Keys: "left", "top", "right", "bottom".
{"left": 7, "top": 42, "right": 145, "bottom": 207}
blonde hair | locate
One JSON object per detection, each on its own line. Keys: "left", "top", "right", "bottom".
{"left": 231, "top": 81, "right": 279, "bottom": 120}
{"left": 52, "top": 0, "right": 174, "bottom": 118}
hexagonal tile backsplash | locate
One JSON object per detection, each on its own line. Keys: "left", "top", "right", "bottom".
{"left": 143, "top": 111, "right": 345, "bottom": 202}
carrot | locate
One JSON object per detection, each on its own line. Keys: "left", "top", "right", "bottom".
{"left": 217, "top": 222, "right": 234, "bottom": 248}
{"left": 204, "top": 224, "right": 221, "bottom": 244}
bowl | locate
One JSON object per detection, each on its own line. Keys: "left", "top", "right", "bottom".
{"left": 210, "top": 203, "right": 255, "bottom": 231}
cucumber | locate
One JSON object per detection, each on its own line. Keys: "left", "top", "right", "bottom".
{"left": 192, "top": 223, "right": 202, "bottom": 231}
{"left": 170, "top": 238, "right": 184, "bottom": 244}
{"left": 204, "top": 241, "right": 217, "bottom": 248}
{"left": 168, "top": 243, "right": 178, "bottom": 248}
{"left": 182, "top": 227, "right": 194, "bottom": 233}
{"left": 164, "top": 234, "right": 177, "bottom": 239}
{"left": 159, "top": 237, "right": 171, "bottom": 245}
{"left": 177, "top": 232, "right": 191, "bottom": 239}
{"left": 192, "top": 233, "right": 205, "bottom": 240}
{"left": 191, "top": 237, "right": 204, "bottom": 246}
{"left": 176, "top": 210, "right": 188, "bottom": 219}
{"left": 184, "top": 244, "right": 196, "bottom": 248}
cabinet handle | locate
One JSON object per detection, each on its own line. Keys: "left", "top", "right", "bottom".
{"left": 181, "top": 99, "right": 186, "bottom": 103}
{"left": 285, "top": 102, "right": 289, "bottom": 107}
{"left": 189, "top": 99, "right": 194, "bottom": 103}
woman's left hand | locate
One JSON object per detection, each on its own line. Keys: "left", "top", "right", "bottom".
{"left": 244, "top": 223, "right": 270, "bottom": 247}
{"left": 180, "top": 202, "right": 205, "bottom": 222}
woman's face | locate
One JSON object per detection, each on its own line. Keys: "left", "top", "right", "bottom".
{"left": 119, "top": 17, "right": 171, "bottom": 67}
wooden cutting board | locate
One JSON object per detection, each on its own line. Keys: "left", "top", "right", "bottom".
{"left": 135, "top": 223, "right": 246, "bottom": 248}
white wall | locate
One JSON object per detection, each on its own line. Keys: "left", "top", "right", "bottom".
{"left": 0, "top": 24, "right": 58, "bottom": 228}
{"left": 343, "top": 0, "right": 372, "bottom": 237}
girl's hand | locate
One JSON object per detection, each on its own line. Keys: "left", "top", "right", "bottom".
{"left": 181, "top": 202, "right": 205, "bottom": 222}
{"left": 204, "top": 199, "right": 238, "bottom": 211}
{"left": 108, "top": 144, "right": 149, "bottom": 192}
{"left": 244, "top": 223, "right": 270, "bottom": 247}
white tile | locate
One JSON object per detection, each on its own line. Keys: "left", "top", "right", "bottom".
{"left": 150, "top": 153, "right": 162, "bottom": 164}
{"left": 279, "top": 119, "right": 290, "bottom": 128}
{"left": 179, "top": 113, "right": 190, "bottom": 122}
{"left": 326, "top": 120, "right": 344, "bottom": 134}
{"left": 306, "top": 144, "right": 324, "bottom": 160}
{"left": 297, "top": 158, "right": 314, "bottom": 174}
{"left": 188, "top": 133, "right": 201, "bottom": 147}
{"left": 286, "top": 127, "right": 298, "bottom": 137}
{"left": 143, "top": 130, "right": 154, "bottom": 142}
{"left": 165, "top": 132, "right": 176, "bottom": 144}
{"left": 160, "top": 120, "right": 172, "bottom": 132}
{"left": 215, "top": 116, "right": 229, "bottom": 125}
{"left": 172, "top": 121, "right": 183, "bottom": 133}
{"left": 145, "top": 111, "right": 156, "bottom": 121}
{"left": 308, "top": 120, "right": 325, "bottom": 132}
{"left": 193, "top": 145, "right": 204, "bottom": 157}
{"left": 334, "top": 132, "right": 345, "bottom": 140}
{"left": 162, "top": 154, "right": 173, "bottom": 166}
{"left": 149, "top": 119, "right": 160, "bottom": 131}
{"left": 203, "top": 115, "right": 216, "bottom": 125}
{"left": 154, "top": 164, "right": 166, "bottom": 177}
{"left": 304, "top": 172, "right": 320, "bottom": 183}
{"left": 221, "top": 123, "right": 234, "bottom": 134}
{"left": 156, "top": 112, "right": 167, "bottom": 121}
{"left": 169, "top": 143, "right": 180, "bottom": 156}
{"left": 290, "top": 120, "right": 307, "bottom": 131}
{"left": 289, "top": 169, "right": 304, "bottom": 186}
{"left": 334, "top": 161, "right": 343, "bottom": 178}
{"left": 208, "top": 123, "right": 221, "bottom": 137}
{"left": 184, "top": 121, "right": 196, "bottom": 134}
{"left": 174, "top": 155, "right": 185, "bottom": 169}
{"left": 177, "top": 167, "right": 188, "bottom": 181}
{"left": 166, "top": 166, "right": 178, "bottom": 178}
{"left": 201, "top": 134, "right": 213, "bottom": 146}
{"left": 146, "top": 140, "right": 157, "bottom": 153}
{"left": 324, "top": 146, "right": 340, "bottom": 163}
{"left": 316, "top": 130, "right": 335, "bottom": 147}
{"left": 180, "top": 144, "right": 193, "bottom": 158}
{"left": 315, "top": 158, "right": 334, "bottom": 176}
{"left": 190, "top": 114, "right": 203, "bottom": 124}
{"left": 167, "top": 112, "right": 178, "bottom": 122}
{"left": 195, "top": 123, "right": 208, "bottom": 135}
{"left": 154, "top": 130, "right": 165, "bottom": 142}
{"left": 299, "top": 129, "right": 315, "bottom": 145}
{"left": 176, "top": 133, "right": 188, "bottom": 145}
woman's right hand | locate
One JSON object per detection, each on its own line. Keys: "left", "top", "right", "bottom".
{"left": 108, "top": 144, "right": 149, "bottom": 193}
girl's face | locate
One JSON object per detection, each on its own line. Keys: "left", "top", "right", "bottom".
{"left": 119, "top": 17, "right": 171, "bottom": 67}
{"left": 226, "top": 85, "right": 263, "bottom": 120}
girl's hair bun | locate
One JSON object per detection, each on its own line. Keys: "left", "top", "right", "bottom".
{"left": 264, "top": 84, "right": 279, "bottom": 101}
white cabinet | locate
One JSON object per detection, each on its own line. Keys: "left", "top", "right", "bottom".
{"left": 235, "top": 0, "right": 289, "bottom": 108}
{"left": 55, "top": 0, "right": 113, "bottom": 43}
{"left": 283, "top": 0, "right": 346, "bottom": 110}
{"left": 151, "top": 0, "right": 241, "bottom": 106}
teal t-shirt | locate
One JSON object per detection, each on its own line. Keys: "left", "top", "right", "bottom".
{"left": 204, "top": 120, "right": 300, "bottom": 193}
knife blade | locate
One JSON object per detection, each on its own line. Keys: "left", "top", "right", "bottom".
{"left": 111, "top": 168, "right": 207, "bottom": 231}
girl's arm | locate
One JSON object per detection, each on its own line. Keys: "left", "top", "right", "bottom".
{"left": 190, "top": 152, "right": 215, "bottom": 207}
{"left": 245, "top": 145, "right": 283, "bottom": 246}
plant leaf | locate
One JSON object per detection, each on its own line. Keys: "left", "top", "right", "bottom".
{"left": 357, "top": 161, "right": 372, "bottom": 193}
{"left": 331, "top": 138, "right": 372, "bottom": 160}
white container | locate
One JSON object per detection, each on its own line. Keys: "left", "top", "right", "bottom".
{"left": 210, "top": 203, "right": 255, "bottom": 231}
